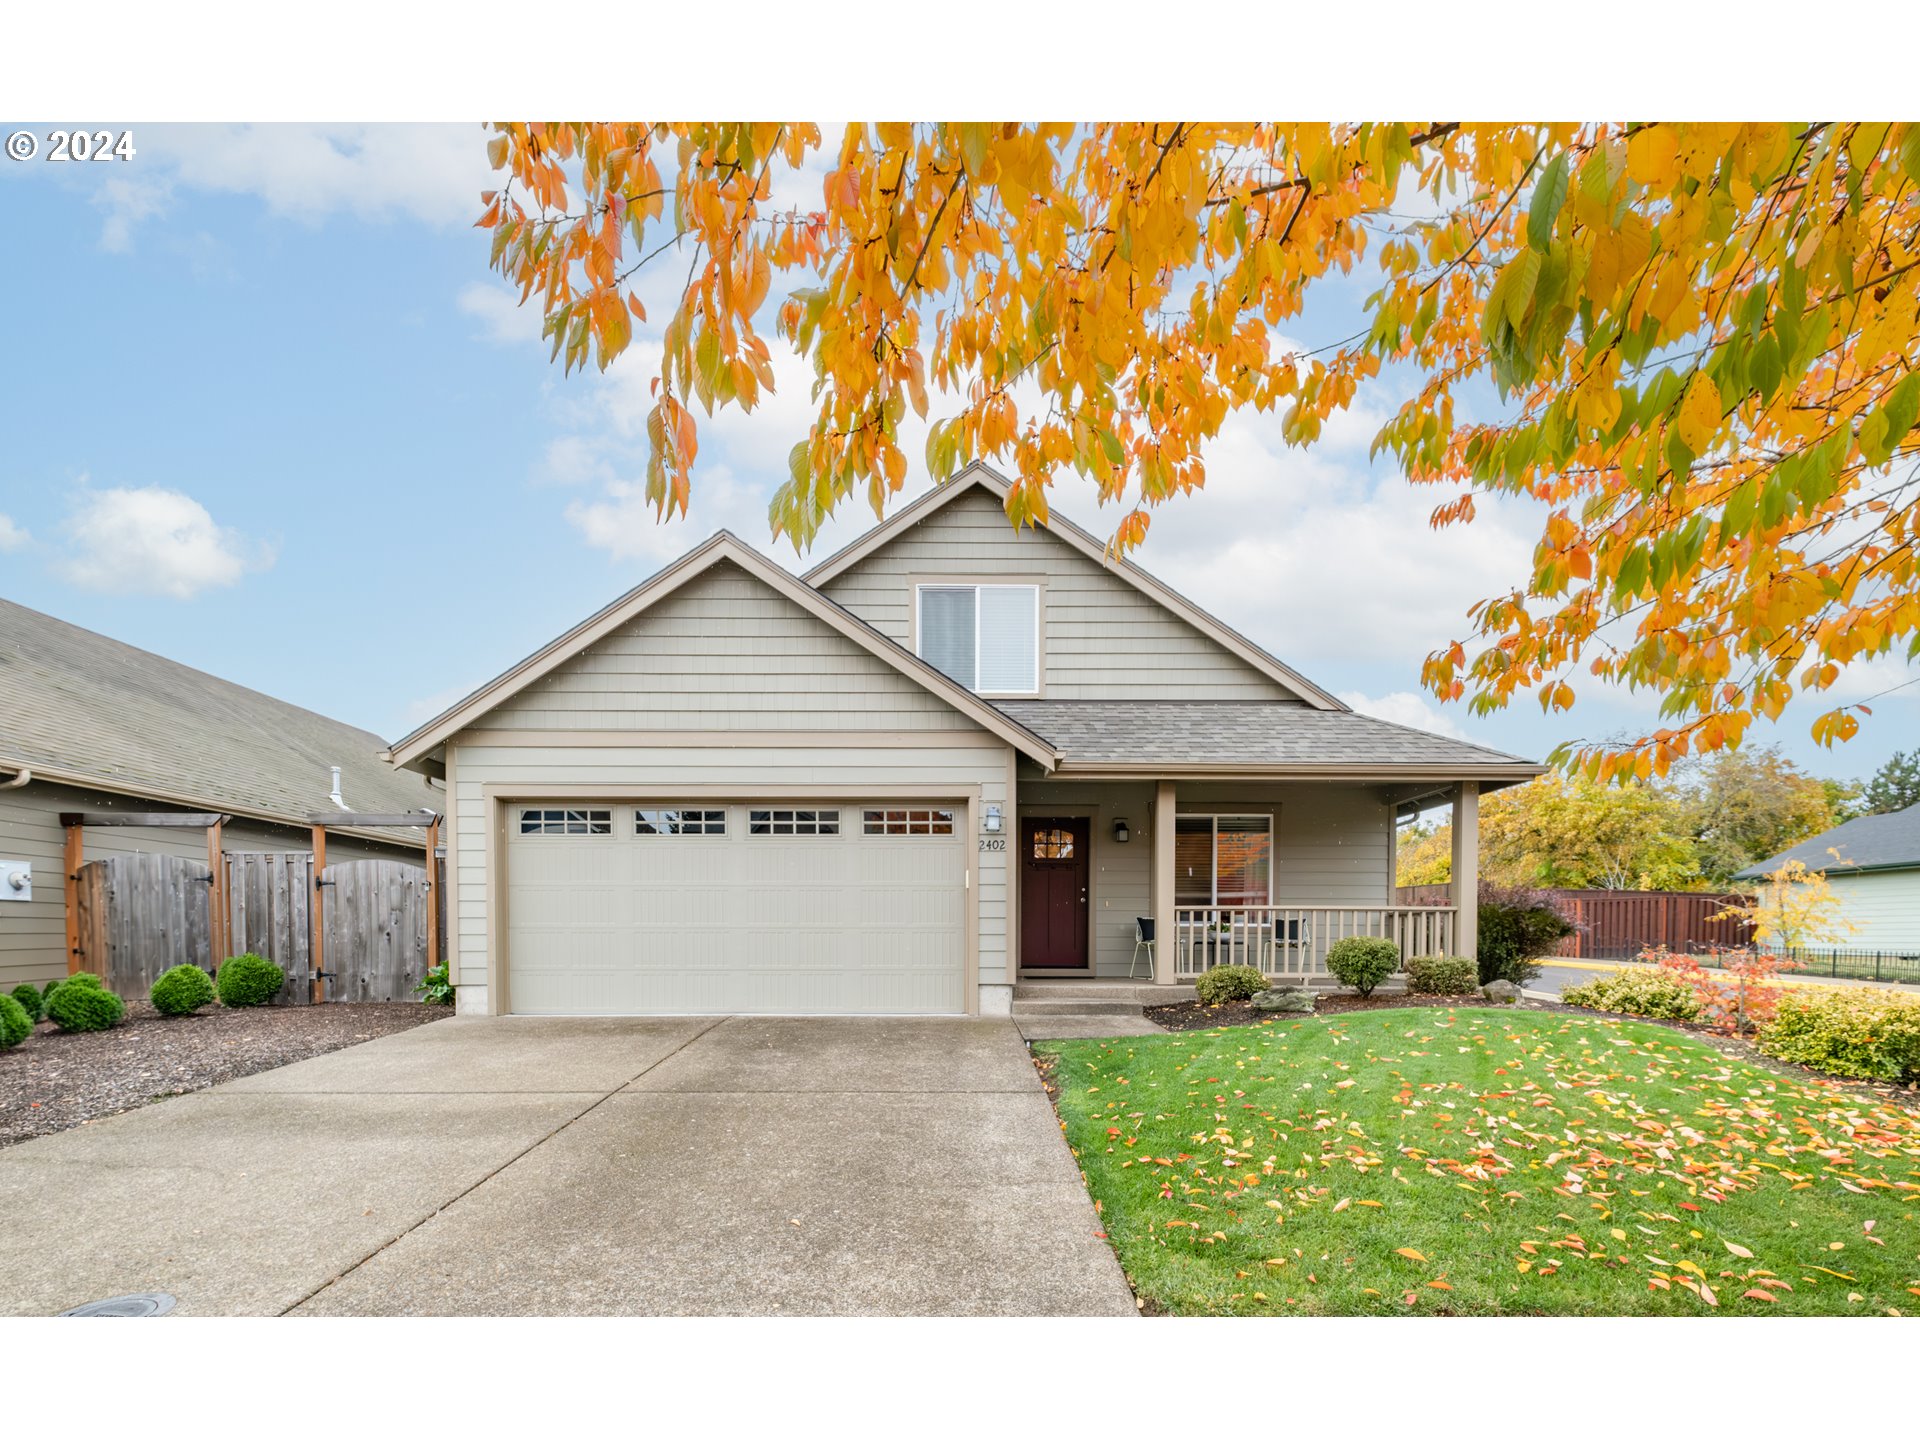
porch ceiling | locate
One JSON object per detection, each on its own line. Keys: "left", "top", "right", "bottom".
{"left": 992, "top": 700, "right": 1544, "bottom": 783}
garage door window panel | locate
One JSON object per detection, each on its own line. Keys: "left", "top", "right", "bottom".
{"left": 748, "top": 808, "right": 841, "bottom": 836}
{"left": 862, "top": 808, "right": 956, "bottom": 835}
{"left": 519, "top": 807, "right": 613, "bottom": 836}
{"left": 637, "top": 808, "right": 727, "bottom": 835}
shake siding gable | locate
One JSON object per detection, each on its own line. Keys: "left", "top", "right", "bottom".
{"left": 482, "top": 560, "right": 981, "bottom": 732}
{"left": 817, "top": 487, "right": 1299, "bottom": 701}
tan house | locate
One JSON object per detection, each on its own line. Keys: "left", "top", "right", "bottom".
{"left": 388, "top": 464, "right": 1543, "bottom": 1017}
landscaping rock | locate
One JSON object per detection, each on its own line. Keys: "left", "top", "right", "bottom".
{"left": 1251, "top": 986, "right": 1317, "bottom": 1014}
{"left": 1482, "top": 979, "right": 1521, "bottom": 1003}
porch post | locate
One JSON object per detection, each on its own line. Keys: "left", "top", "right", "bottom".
{"left": 1450, "top": 781, "right": 1479, "bottom": 961}
{"left": 1152, "top": 779, "right": 1176, "bottom": 984}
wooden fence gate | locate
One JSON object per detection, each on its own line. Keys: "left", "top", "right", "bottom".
{"left": 77, "top": 851, "right": 438, "bottom": 1003}
{"left": 225, "top": 852, "right": 313, "bottom": 1004}
{"left": 74, "top": 852, "right": 214, "bottom": 995}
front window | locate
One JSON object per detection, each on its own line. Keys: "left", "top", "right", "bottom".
{"left": 916, "top": 584, "right": 1038, "bottom": 693}
{"left": 1175, "top": 814, "right": 1272, "bottom": 907}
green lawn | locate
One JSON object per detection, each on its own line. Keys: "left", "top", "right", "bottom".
{"left": 1037, "top": 1007, "right": 1920, "bottom": 1315}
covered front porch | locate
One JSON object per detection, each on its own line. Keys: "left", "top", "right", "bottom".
{"left": 1009, "top": 772, "right": 1486, "bottom": 986}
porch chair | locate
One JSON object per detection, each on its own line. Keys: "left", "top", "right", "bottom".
{"left": 1259, "top": 916, "right": 1304, "bottom": 973}
{"left": 1130, "top": 917, "right": 1156, "bottom": 978}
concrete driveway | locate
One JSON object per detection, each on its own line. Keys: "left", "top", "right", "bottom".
{"left": 0, "top": 1017, "right": 1135, "bottom": 1317}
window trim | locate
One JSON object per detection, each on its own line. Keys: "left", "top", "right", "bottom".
{"left": 1174, "top": 811, "right": 1274, "bottom": 907}
{"left": 910, "top": 576, "right": 1044, "bottom": 697}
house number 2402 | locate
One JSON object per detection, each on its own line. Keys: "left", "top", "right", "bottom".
{"left": 978, "top": 837, "right": 1005, "bottom": 852}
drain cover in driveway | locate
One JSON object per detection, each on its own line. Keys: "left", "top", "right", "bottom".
{"left": 59, "top": 1293, "right": 177, "bottom": 1317}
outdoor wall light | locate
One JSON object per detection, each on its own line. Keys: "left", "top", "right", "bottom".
{"left": 1112, "top": 817, "right": 1131, "bottom": 844}
{"left": 983, "top": 804, "right": 1003, "bottom": 835}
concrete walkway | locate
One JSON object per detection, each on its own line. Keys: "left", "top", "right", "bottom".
{"left": 0, "top": 1017, "right": 1135, "bottom": 1317}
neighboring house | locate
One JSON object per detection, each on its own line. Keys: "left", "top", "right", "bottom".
{"left": 1735, "top": 802, "right": 1920, "bottom": 953}
{"left": 388, "top": 463, "right": 1545, "bottom": 1017}
{"left": 0, "top": 598, "right": 442, "bottom": 991}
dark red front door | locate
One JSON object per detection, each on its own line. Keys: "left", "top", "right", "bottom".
{"left": 1020, "top": 817, "right": 1090, "bottom": 969}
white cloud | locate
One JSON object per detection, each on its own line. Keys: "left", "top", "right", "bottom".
{"left": 1337, "top": 689, "right": 1471, "bottom": 740}
{"left": 89, "top": 124, "right": 494, "bottom": 249}
{"left": 58, "top": 485, "right": 273, "bottom": 598}
{"left": 458, "top": 281, "right": 542, "bottom": 346}
{"left": 0, "top": 513, "right": 28, "bottom": 552}
{"left": 94, "top": 175, "right": 172, "bottom": 253}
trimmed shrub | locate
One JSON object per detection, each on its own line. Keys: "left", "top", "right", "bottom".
{"left": 47, "top": 979, "right": 126, "bottom": 1033}
{"left": 62, "top": 973, "right": 106, "bottom": 990}
{"left": 1194, "top": 964, "right": 1269, "bottom": 1006}
{"left": 1326, "top": 937, "right": 1399, "bottom": 997}
{"left": 150, "top": 964, "right": 216, "bottom": 1017}
{"left": 0, "top": 993, "right": 30, "bottom": 1049}
{"left": 1405, "top": 954, "right": 1480, "bottom": 997}
{"left": 1477, "top": 882, "right": 1577, "bottom": 986}
{"left": 1758, "top": 987, "right": 1920, "bottom": 1084}
{"left": 413, "top": 963, "right": 455, "bottom": 1006}
{"left": 9, "top": 983, "right": 44, "bottom": 1023}
{"left": 214, "top": 953, "right": 284, "bottom": 1008}
{"left": 1561, "top": 966, "right": 1702, "bottom": 1021}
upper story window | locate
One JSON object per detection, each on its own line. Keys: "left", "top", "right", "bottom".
{"left": 915, "top": 583, "right": 1039, "bottom": 694}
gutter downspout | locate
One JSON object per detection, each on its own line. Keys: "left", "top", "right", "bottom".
{"left": 0, "top": 767, "right": 30, "bottom": 790}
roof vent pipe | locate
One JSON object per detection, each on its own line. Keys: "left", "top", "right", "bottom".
{"left": 329, "top": 766, "right": 347, "bottom": 810}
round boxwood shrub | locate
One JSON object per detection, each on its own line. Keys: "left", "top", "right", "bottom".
{"left": 0, "top": 993, "right": 31, "bottom": 1049}
{"left": 46, "top": 979, "right": 126, "bottom": 1033}
{"left": 214, "top": 953, "right": 284, "bottom": 1008}
{"left": 1326, "top": 936, "right": 1399, "bottom": 997}
{"left": 150, "top": 963, "right": 216, "bottom": 1017}
{"left": 1405, "top": 954, "right": 1480, "bottom": 997}
{"left": 1193, "top": 964, "right": 1269, "bottom": 1006}
{"left": 9, "top": 983, "right": 44, "bottom": 1023}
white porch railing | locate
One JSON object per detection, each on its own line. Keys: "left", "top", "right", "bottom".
{"left": 1174, "top": 906, "right": 1457, "bottom": 978}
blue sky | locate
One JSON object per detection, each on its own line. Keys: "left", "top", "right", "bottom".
{"left": 0, "top": 123, "right": 1912, "bottom": 786}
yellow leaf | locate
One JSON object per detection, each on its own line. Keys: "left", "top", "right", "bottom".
{"left": 1395, "top": 1247, "right": 1428, "bottom": 1263}
{"left": 1676, "top": 373, "right": 1722, "bottom": 453}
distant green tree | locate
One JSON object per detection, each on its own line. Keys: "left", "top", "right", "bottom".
{"left": 1862, "top": 750, "right": 1920, "bottom": 816}
{"left": 1670, "top": 746, "right": 1843, "bottom": 886}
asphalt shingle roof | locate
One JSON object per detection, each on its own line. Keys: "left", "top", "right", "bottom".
{"left": 990, "top": 700, "right": 1541, "bottom": 771}
{"left": 1735, "top": 801, "right": 1920, "bottom": 878}
{"left": 0, "top": 597, "right": 440, "bottom": 836}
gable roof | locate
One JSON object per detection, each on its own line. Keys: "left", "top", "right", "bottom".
{"left": 386, "top": 531, "right": 1060, "bottom": 770}
{"left": 1735, "top": 801, "right": 1920, "bottom": 879}
{"left": 994, "top": 700, "right": 1544, "bottom": 782}
{"left": 0, "top": 597, "right": 439, "bottom": 845}
{"left": 802, "top": 462, "right": 1346, "bottom": 711}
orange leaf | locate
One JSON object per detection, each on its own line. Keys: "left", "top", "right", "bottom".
{"left": 1395, "top": 1247, "right": 1428, "bottom": 1263}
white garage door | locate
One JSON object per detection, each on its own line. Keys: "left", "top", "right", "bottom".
{"left": 505, "top": 802, "right": 967, "bottom": 1015}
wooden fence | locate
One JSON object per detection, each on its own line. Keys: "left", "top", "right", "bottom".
{"left": 1396, "top": 884, "right": 1750, "bottom": 958}
{"left": 75, "top": 850, "right": 444, "bottom": 1003}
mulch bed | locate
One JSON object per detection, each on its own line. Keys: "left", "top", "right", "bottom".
{"left": 0, "top": 1002, "right": 451, "bottom": 1147}
{"left": 1146, "top": 993, "right": 1555, "bottom": 1031}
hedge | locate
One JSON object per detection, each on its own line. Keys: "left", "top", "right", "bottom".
{"left": 1758, "top": 987, "right": 1920, "bottom": 1084}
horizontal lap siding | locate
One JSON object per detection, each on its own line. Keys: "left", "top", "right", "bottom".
{"left": 448, "top": 743, "right": 1013, "bottom": 998}
{"left": 0, "top": 781, "right": 419, "bottom": 989}
{"left": 1831, "top": 870, "right": 1920, "bottom": 950}
{"left": 819, "top": 488, "right": 1297, "bottom": 701}
{"left": 486, "top": 561, "right": 974, "bottom": 731}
